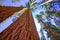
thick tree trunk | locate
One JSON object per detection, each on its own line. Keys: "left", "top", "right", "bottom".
{"left": 0, "top": 6, "right": 23, "bottom": 23}
{"left": 0, "top": 7, "right": 40, "bottom": 40}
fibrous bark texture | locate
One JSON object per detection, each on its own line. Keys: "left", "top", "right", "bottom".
{"left": 0, "top": 6, "right": 23, "bottom": 23}
{"left": 0, "top": 7, "right": 40, "bottom": 40}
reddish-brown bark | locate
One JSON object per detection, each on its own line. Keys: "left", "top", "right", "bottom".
{"left": 0, "top": 6, "right": 23, "bottom": 23}
{"left": 0, "top": 8, "right": 40, "bottom": 40}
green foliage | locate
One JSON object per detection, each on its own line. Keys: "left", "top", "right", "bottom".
{"left": 44, "top": 3, "right": 51, "bottom": 17}
{"left": 29, "top": 0, "right": 32, "bottom": 5}
{"left": 29, "top": 0, "right": 35, "bottom": 8}
{"left": 44, "top": 2, "right": 60, "bottom": 18}
{"left": 54, "top": 12, "right": 60, "bottom": 18}
{"left": 36, "top": 15, "right": 40, "bottom": 23}
{"left": 40, "top": 11, "right": 44, "bottom": 14}
{"left": 0, "top": 4, "right": 3, "bottom": 6}
{"left": 13, "top": 0, "right": 20, "bottom": 2}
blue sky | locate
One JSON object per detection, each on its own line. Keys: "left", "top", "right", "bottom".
{"left": 1, "top": 0, "right": 29, "bottom": 7}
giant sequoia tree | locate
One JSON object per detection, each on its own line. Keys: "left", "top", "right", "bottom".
{"left": 0, "top": 0, "right": 60, "bottom": 40}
